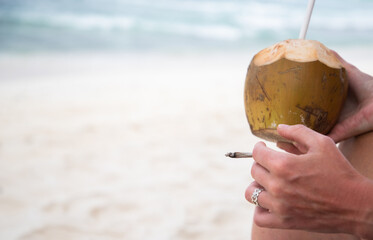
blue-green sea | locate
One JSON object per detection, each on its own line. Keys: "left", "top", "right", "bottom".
{"left": 1, "top": 0, "right": 373, "bottom": 53}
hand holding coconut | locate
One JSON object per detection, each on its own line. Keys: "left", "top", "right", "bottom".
{"left": 243, "top": 47, "right": 373, "bottom": 238}
{"left": 328, "top": 52, "right": 373, "bottom": 143}
{"left": 246, "top": 124, "right": 373, "bottom": 238}
{"left": 238, "top": 0, "right": 373, "bottom": 238}
{"left": 243, "top": 40, "right": 373, "bottom": 143}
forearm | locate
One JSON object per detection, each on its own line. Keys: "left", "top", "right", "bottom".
{"left": 354, "top": 178, "right": 373, "bottom": 239}
{"left": 338, "top": 131, "right": 373, "bottom": 238}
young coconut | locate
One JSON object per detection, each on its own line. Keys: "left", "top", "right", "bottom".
{"left": 244, "top": 39, "right": 348, "bottom": 142}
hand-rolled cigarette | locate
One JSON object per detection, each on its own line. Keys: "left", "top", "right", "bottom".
{"left": 225, "top": 152, "right": 253, "bottom": 158}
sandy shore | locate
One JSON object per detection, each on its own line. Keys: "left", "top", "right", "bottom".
{"left": 0, "top": 49, "right": 372, "bottom": 240}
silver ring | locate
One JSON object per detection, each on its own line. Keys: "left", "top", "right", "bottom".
{"left": 251, "top": 188, "right": 264, "bottom": 206}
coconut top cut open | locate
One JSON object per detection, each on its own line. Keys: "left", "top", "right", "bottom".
{"left": 253, "top": 39, "right": 343, "bottom": 69}
{"left": 244, "top": 39, "right": 348, "bottom": 142}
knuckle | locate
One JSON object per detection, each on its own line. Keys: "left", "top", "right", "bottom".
{"left": 272, "top": 158, "right": 292, "bottom": 177}
{"left": 250, "top": 164, "right": 256, "bottom": 178}
{"left": 268, "top": 181, "right": 283, "bottom": 198}
{"left": 275, "top": 203, "right": 290, "bottom": 216}
{"left": 244, "top": 182, "right": 256, "bottom": 202}
{"left": 244, "top": 186, "right": 252, "bottom": 202}
{"left": 272, "top": 160, "right": 284, "bottom": 173}
{"left": 253, "top": 214, "right": 266, "bottom": 228}
{"left": 253, "top": 142, "right": 267, "bottom": 160}
{"left": 252, "top": 143, "right": 262, "bottom": 159}
{"left": 317, "top": 135, "right": 334, "bottom": 146}
{"left": 281, "top": 217, "right": 296, "bottom": 229}
{"left": 251, "top": 163, "right": 261, "bottom": 179}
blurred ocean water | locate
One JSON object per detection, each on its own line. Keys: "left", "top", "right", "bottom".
{"left": 1, "top": 0, "right": 373, "bottom": 53}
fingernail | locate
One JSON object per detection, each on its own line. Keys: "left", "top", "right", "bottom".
{"left": 278, "top": 124, "right": 289, "bottom": 130}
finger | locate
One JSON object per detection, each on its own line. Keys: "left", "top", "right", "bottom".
{"left": 276, "top": 142, "right": 303, "bottom": 155}
{"left": 328, "top": 106, "right": 373, "bottom": 143}
{"left": 335, "top": 88, "right": 358, "bottom": 123}
{"left": 251, "top": 162, "right": 271, "bottom": 189}
{"left": 277, "top": 124, "right": 321, "bottom": 150}
{"left": 252, "top": 141, "right": 288, "bottom": 172}
{"left": 245, "top": 181, "right": 273, "bottom": 211}
{"left": 253, "top": 206, "right": 290, "bottom": 229}
{"left": 331, "top": 50, "right": 361, "bottom": 76}
{"left": 330, "top": 50, "right": 350, "bottom": 67}
{"left": 332, "top": 50, "right": 372, "bottom": 101}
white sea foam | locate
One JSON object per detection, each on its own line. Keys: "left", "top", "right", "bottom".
{"left": 1, "top": 0, "right": 373, "bottom": 52}
{"left": 16, "top": 13, "right": 135, "bottom": 30}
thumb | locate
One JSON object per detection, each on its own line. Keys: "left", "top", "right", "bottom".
{"left": 331, "top": 50, "right": 356, "bottom": 71}
{"left": 277, "top": 124, "right": 321, "bottom": 149}
{"left": 330, "top": 50, "right": 349, "bottom": 67}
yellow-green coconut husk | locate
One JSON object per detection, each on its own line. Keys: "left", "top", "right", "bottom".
{"left": 244, "top": 39, "right": 348, "bottom": 142}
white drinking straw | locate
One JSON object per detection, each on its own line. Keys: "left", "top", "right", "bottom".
{"left": 299, "top": 0, "right": 316, "bottom": 39}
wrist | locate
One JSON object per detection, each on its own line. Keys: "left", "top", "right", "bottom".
{"left": 353, "top": 178, "right": 373, "bottom": 239}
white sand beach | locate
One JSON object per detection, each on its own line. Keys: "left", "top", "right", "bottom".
{"left": 0, "top": 49, "right": 372, "bottom": 240}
